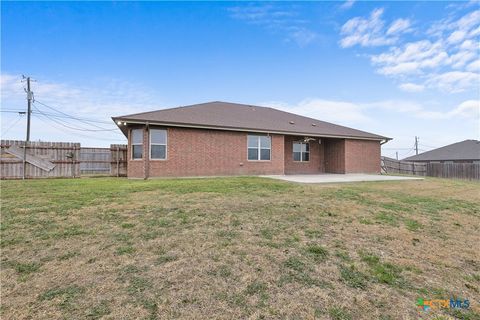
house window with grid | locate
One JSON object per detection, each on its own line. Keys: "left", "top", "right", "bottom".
{"left": 131, "top": 129, "right": 143, "bottom": 159}
{"left": 150, "top": 129, "right": 167, "bottom": 160}
{"left": 247, "top": 134, "right": 271, "bottom": 161}
{"left": 293, "top": 142, "right": 309, "bottom": 162}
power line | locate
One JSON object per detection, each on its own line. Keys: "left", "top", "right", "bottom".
{"left": 419, "top": 143, "right": 438, "bottom": 149}
{"left": 32, "top": 111, "right": 114, "bottom": 125}
{"left": 34, "top": 100, "right": 117, "bottom": 127}
{"left": 1, "top": 115, "right": 24, "bottom": 136}
{"left": 2, "top": 109, "right": 116, "bottom": 127}
{"left": 33, "top": 113, "right": 126, "bottom": 142}
{"left": 32, "top": 104, "right": 119, "bottom": 132}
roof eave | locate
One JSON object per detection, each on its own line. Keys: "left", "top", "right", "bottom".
{"left": 113, "top": 117, "right": 390, "bottom": 141}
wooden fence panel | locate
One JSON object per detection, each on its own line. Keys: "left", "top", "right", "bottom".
{"left": 80, "top": 148, "right": 111, "bottom": 175}
{"left": 381, "top": 157, "right": 426, "bottom": 176}
{"left": 110, "top": 144, "right": 128, "bottom": 177}
{"left": 427, "top": 163, "right": 480, "bottom": 180}
{"left": 79, "top": 145, "right": 127, "bottom": 176}
{"left": 1, "top": 140, "right": 80, "bottom": 179}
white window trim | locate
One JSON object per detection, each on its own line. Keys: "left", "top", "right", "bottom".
{"left": 149, "top": 129, "right": 168, "bottom": 160}
{"left": 293, "top": 141, "right": 310, "bottom": 162}
{"left": 131, "top": 128, "right": 143, "bottom": 161}
{"left": 247, "top": 134, "right": 271, "bottom": 161}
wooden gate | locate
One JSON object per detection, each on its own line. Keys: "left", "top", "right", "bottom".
{"left": 79, "top": 145, "right": 127, "bottom": 176}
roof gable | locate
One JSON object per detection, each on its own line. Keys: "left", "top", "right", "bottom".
{"left": 113, "top": 101, "right": 388, "bottom": 140}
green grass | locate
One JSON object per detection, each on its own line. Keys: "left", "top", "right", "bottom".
{"left": 86, "top": 300, "right": 111, "bottom": 319}
{"left": 328, "top": 307, "right": 352, "bottom": 320}
{"left": 1, "top": 176, "right": 479, "bottom": 319}
{"left": 305, "top": 244, "right": 329, "bottom": 262}
{"left": 38, "top": 285, "right": 85, "bottom": 310}
{"left": 339, "top": 264, "right": 368, "bottom": 289}
{"left": 12, "top": 262, "right": 41, "bottom": 275}
{"left": 359, "top": 251, "right": 405, "bottom": 287}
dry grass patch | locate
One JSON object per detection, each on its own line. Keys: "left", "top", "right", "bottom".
{"left": 1, "top": 177, "right": 479, "bottom": 319}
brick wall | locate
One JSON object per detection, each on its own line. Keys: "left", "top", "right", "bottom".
{"left": 323, "top": 138, "right": 380, "bottom": 174}
{"left": 284, "top": 136, "right": 325, "bottom": 174}
{"left": 127, "top": 125, "right": 285, "bottom": 178}
{"left": 344, "top": 139, "right": 381, "bottom": 173}
{"left": 126, "top": 125, "right": 381, "bottom": 178}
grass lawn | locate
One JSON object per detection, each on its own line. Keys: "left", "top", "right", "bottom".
{"left": 1, "top": 177, "right": 479, "bottom": 319}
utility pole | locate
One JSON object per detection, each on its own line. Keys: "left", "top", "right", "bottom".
{"left": 22, "top": 76, "right": 33, "bottom": 180}
{"left": 415, "top": 136, "right": 419, "bottom": 155}
{"left": 396, "top": 151, "right": 398, "bottom": 160}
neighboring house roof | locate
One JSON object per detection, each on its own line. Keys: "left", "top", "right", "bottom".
{"left": 113, "top": 101, "right": 389, "bottom": 141}
{"left": 404, "top": 140, "right": 480, "bottom": 161}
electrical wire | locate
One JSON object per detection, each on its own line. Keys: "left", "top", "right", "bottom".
{"left": 32, "top": 104, "right": 120, "bottom": 132}
{"left": 1, "top": 115, "right": 24, "bottom": 137}
{"left": 419, "top": 143, "right": 438, "bottom": 149}
{"left": 34, "top": 100, "right": 118, "bottom": 127}
{"left": 33, "top": 113, "right": 126, "bottom": 142}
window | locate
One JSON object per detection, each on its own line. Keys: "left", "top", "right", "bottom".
{"left": 247, "top": 135, "right": 271, "bottom": 161}
{"left": 293, "top": 142, "right": 309, "bottom": 162}
{"left": 131, "top": 129, "right": 143, "bottom": 159}
{"left": 150, "top": 129, "right": 167, "bottom": 160}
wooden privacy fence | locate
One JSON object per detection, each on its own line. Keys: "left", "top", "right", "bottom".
{"left": 80, "top": 145, "right": 127, "bottom": 176}
{"left": 1, "top": 140, "right": 80, "bottom": 179}
{"left": 426, "top": 163, "right": 480, "bottom": 180}
{"left": 381, "top": 157, "right": 479, "bottom": 180}
{"left": 0, "top": 140, "right": 127, "bottom": 179}
{"left": 381, "top": 157, "right": 426, "bottom": 176}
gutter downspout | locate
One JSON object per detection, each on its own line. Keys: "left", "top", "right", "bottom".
{"left": 144, "top": 122, "right": 150, "bottom": 180}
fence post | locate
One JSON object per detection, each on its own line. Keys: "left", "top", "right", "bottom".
{"left": 116, "top": 146, "right": 120, "bottom": 177}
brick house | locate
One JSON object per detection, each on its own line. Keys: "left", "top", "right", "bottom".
{"left": 113, "top": 101, "right": 390, "bottom": 178}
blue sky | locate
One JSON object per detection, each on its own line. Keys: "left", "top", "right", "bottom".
{"left": 1, "top": 1, "right": 479, "bottom": 158}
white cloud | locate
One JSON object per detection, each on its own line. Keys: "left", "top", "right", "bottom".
{"left": 371, "top": 40, "right": 449, "bottom": 75}
{"left": 387, "top": 18, "right": 412, "bottom": 35}
{"left": 426, "top": 71, "right": 480, "bottom": 93}
{"left": 264, "top": 99, "right": 371, "bottom": 126}
{"left": 228, "top": 4, "right": 317, "bottom": 46}
{"left": 340, "top": 8, "right": 399, "bottom": 48}
{"left": 466, "top": 59, "right": 480, "bottom": 71}
{"left": 447, "top": 30, "right": 467, "bottom": 44}
{"left": 399, "top": 83, "right": 425, "bottom": 92}
{"left": 262, "top": 97, "right": 479, "bottom": 129}
{"left": 448, "top": 99, "right": 480, "bottom": 119}
{"left": 340, "top": 7, "right": 480, "bottom": 94}
{"left": 286, "top": 26, "right": 317, "bottom": 46}
{"left": 340, "top": 0, "right": 356, "bottom": 10}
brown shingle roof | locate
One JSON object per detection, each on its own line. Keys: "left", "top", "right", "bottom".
{"left": 404, "top": 140, "right": 480, "bottom": 161}
{"left": 113, "top": 101, "right": 389, "bottom": 140}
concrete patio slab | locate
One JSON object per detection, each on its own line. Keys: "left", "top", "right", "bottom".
{"left": 261, "top": 174, "right": 423, "bottom": 184}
